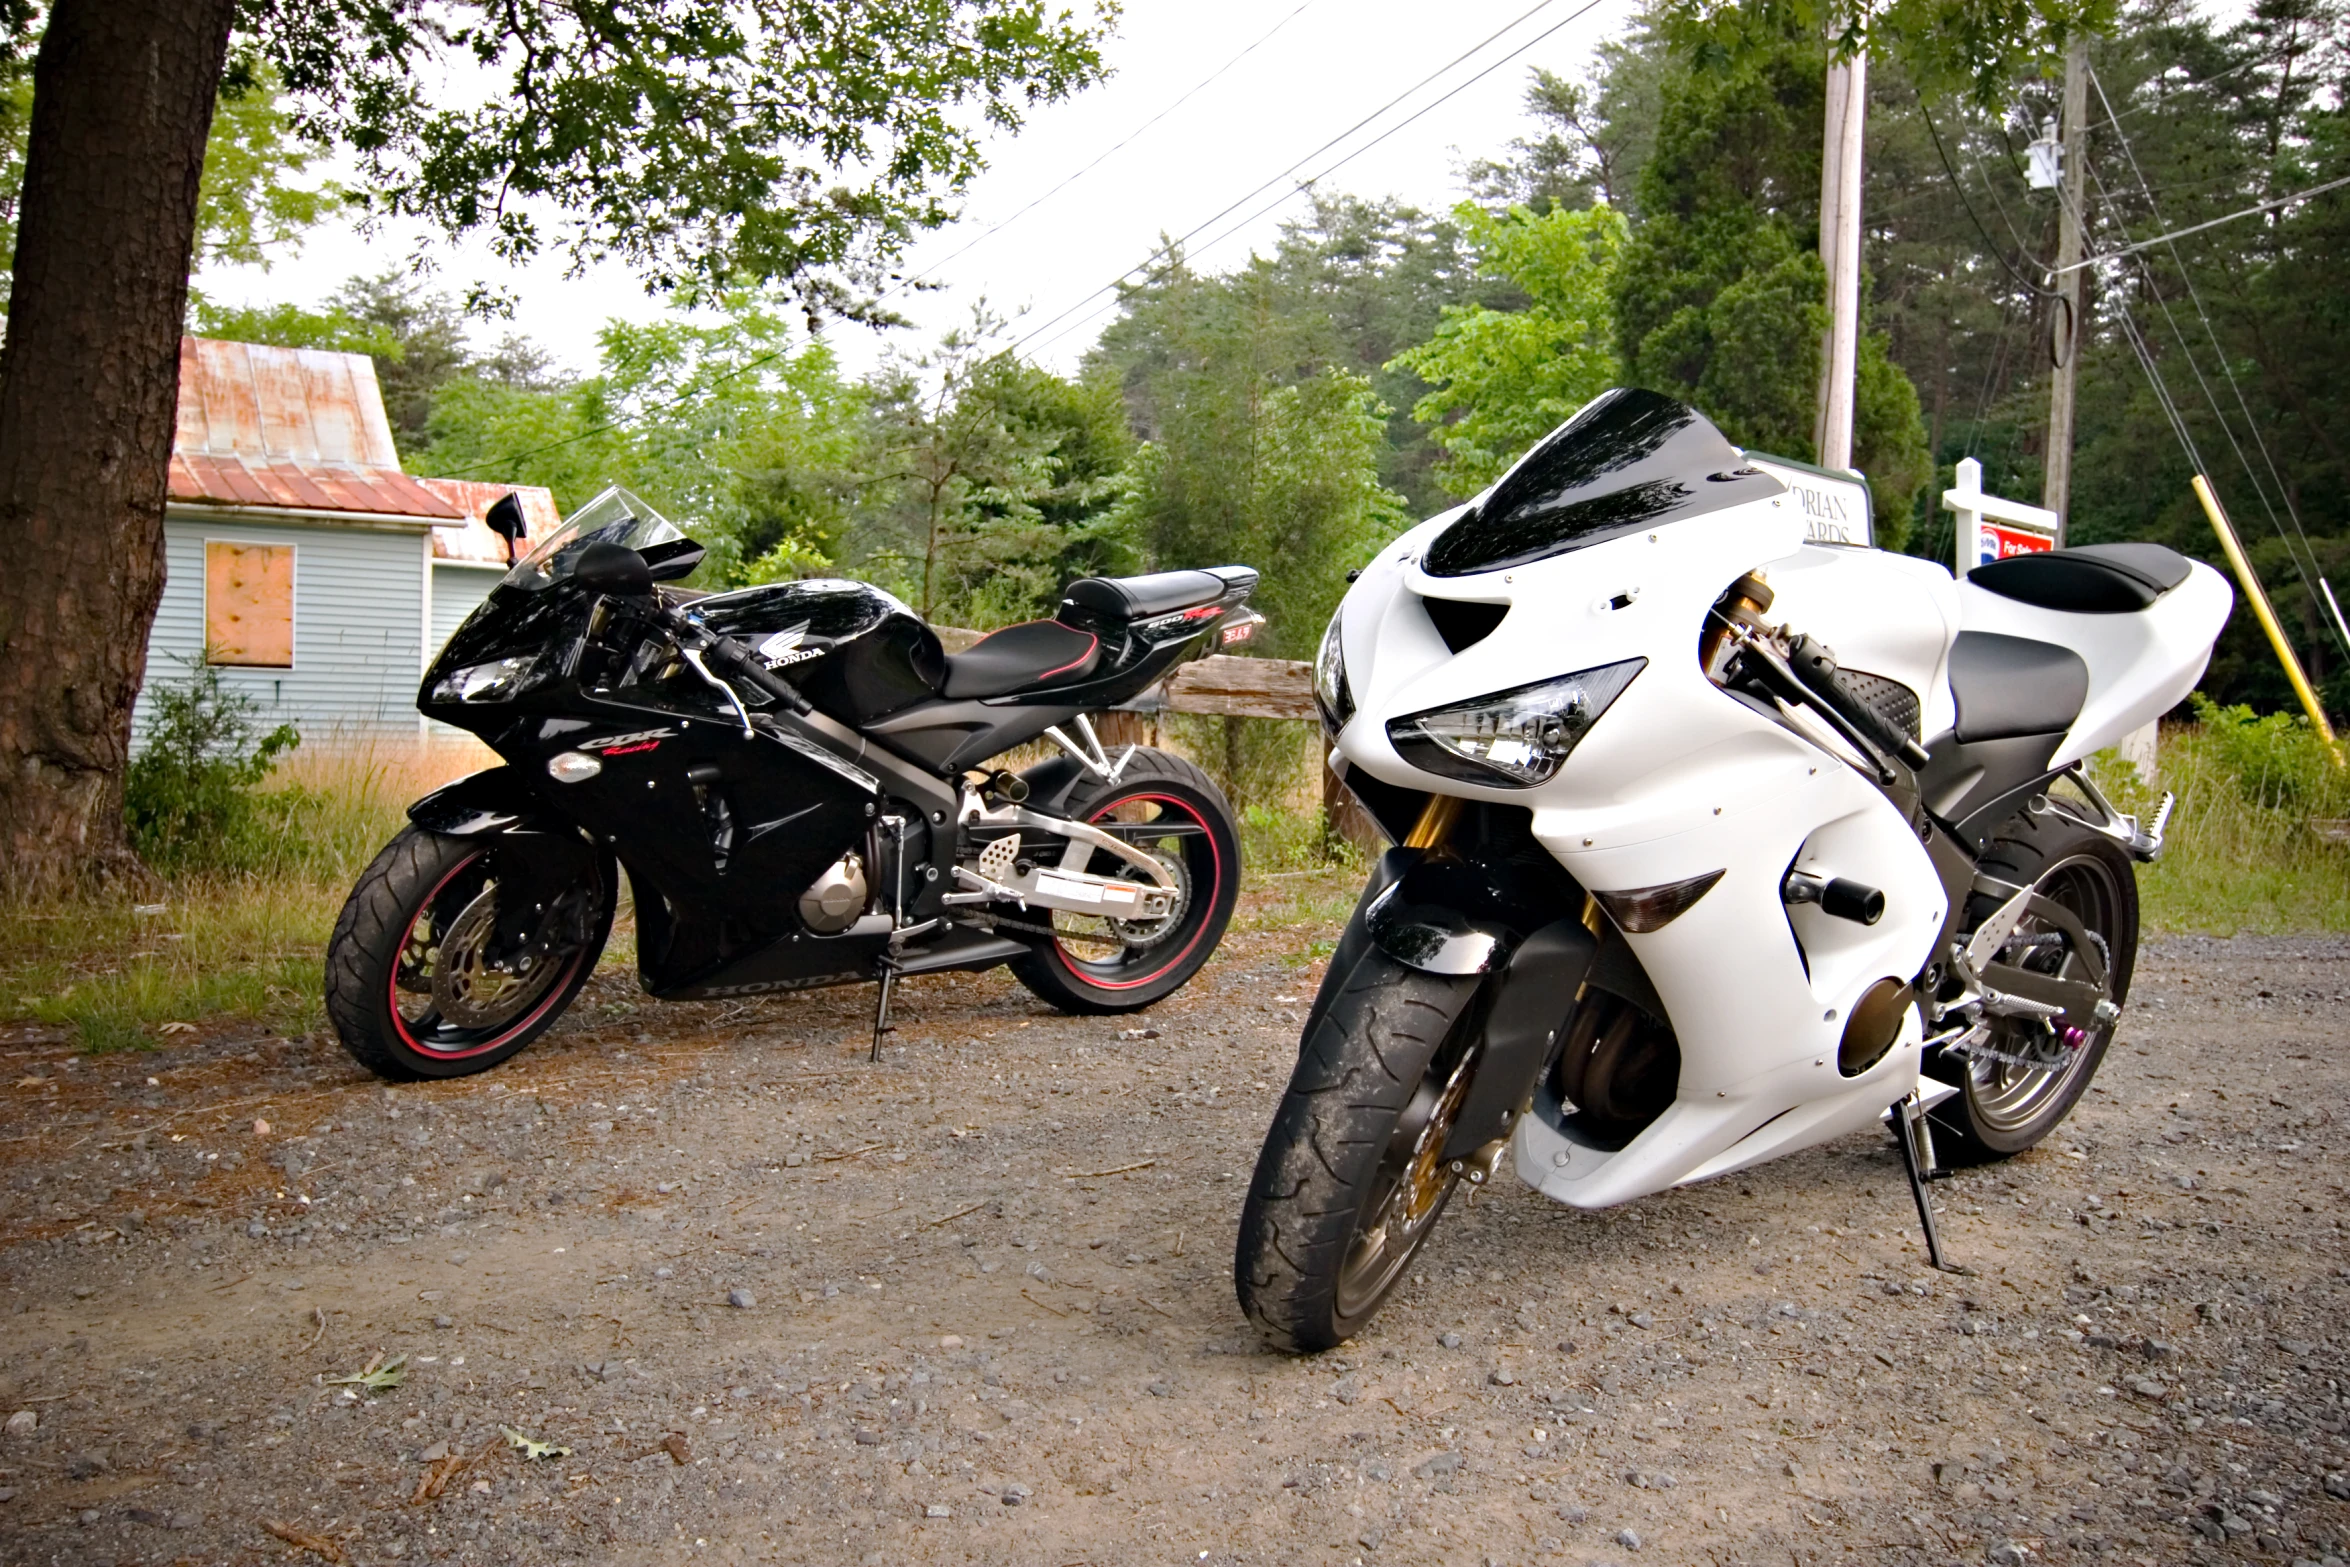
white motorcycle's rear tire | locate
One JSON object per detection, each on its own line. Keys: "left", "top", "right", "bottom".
{"left": 1928, "top": 810, "right": 2138, "bottom": 1160}
{"left": 1235, "top": 946, "right": 1482, "bottom": 1353}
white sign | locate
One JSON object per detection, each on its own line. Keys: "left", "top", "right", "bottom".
{"left": 1745, "top": 454, "right": 1874, "bottom": 547}
{"left": 1943, "top": 457, "right": 2060, "bottom": 578}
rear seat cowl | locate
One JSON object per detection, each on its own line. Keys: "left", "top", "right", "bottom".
{"left": 1967, "top": 542, "right": 2192, "bottom": 614}
{"left": 1061, "top": 567, "right": 1256, "bottom": 620}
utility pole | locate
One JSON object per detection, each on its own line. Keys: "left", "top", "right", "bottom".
{"left": 1814, "top": 47, "right": 1867, "bottom": 471}
{"left": 2042, "top": 34, "right": 2089, "bottom": 537}
{"left": 1814, "top": 49, "right": 1870, "bottom": 472}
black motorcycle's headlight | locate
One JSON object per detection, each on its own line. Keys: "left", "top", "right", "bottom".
{"left": 429, "top": 652, "right": 544, "bottom": 705}
{"left": 1313, "top": 613, "right": 1353, "bottom": 737}
{"left": 1387, "top": 658, "right": 1644, "bottom": 787}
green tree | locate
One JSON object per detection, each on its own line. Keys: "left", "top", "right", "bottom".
{"left": 1611, "top": 28, "right": 1931, "bottom": 544}
{"left": 0, "top": 0, "right": 1113, "bottom": 896}
{"left": 415, "top": 292, "right": 868, "bottom": 587}
{"left": 0, "top": 66, "right": 339, "bottom": 309}
{"left": 1389, "top": 200, "right": 1628, "bottom": 495}
{"left": 847, "top": 313, "right": 1135, "bottom": 625}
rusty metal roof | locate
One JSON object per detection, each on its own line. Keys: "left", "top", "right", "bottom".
{"left": 168, "top": 337, "right": 465, "bottom": 522}
{"left": 418, "top": 478, "right": 563, "bottom": 564}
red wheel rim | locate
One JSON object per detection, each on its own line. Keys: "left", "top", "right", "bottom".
{"left": 1051, "top": 791, "right": 1222, "bottom": 991}
{"left": 386, "top": 853, "right": 588, "bottom": 1060}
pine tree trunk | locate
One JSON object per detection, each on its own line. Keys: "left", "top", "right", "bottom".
{"left": 0, "top": 0, "right": 235, "bottom": 898}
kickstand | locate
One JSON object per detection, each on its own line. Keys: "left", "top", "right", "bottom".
{"left": 868, "top": 963, "right": 899, "bottom": 1063}
{"left": 1892, "top": 1092, "right": 1968, "bottom": 1274}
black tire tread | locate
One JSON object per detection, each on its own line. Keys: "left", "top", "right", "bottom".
{"left": 1235, "top": 947, "right": 1479, "bottom": 1352}
{"left": 324, "top": 825, "right": 605, "bottom": 1083}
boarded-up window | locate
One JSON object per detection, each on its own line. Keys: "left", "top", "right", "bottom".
{"left": 204, "top": 542, "right": 294, "bottom": 667}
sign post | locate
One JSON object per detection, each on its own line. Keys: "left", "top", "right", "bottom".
{"left": 1945, "top": 457, "right": 2060, "bottom": 578}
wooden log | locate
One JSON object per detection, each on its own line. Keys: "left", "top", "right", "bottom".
{"left": 1149, "top": 656, "right": 1317, "bottom": 722}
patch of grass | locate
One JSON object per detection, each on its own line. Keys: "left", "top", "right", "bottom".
{"left": 1, "top": 741, "right": 487, "bottom": 1051}
{"left": 2090, "top": 704, "right": 2350, "bottom": 934}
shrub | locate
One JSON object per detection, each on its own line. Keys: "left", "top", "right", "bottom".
{"left": 124, "top": 658, "right": 300, "bottom": 875}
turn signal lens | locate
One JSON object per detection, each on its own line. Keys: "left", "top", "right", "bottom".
{"left": 547, "top": 750, "right": 603, "bottom": 784}
{"left": 1592, "top": 869, "right": 1725, "bottom": 933}
{"left": 1387, "top": 658, "right": 1644, "bottom": 787}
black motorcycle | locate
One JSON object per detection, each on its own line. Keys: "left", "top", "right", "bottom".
{"left": 326, "top": 486, "right": 1260, "bottom": 1081}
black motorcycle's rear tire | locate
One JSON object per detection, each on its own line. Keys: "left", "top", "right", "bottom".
{"left": 1235, "top": 947, "right": 1482, "bottom": 1353}
{"left": 1009, "top": 748, "right": 1241, "bottom": 1015}
{"left": 326, "top": 826, "right": 612, "bottom": 1082}
{"left": 1925, "top": 807, "right": 2138, "bottom": 1161}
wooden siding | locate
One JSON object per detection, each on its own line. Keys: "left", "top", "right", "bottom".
{"left": 430, "top": 562, "right": 502, "bottom": 664}
{"left": 135, "top": 514, "right": 430, "bottom": 748}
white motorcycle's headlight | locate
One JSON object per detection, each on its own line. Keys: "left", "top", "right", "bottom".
{"left": 429, "top": 653, "right": 544, "bottom": 705}
{"left": 1313, "top": 612, "right": 1352, "bottom": 736}
{"left": 1387, "top": 658, "right": 1644, "bottom": 787}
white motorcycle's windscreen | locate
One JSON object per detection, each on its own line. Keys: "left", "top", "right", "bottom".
{"left": 1422, "top": 388, "right": 1787, "bottom": 578}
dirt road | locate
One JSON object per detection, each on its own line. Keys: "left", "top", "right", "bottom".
{"left": 2, "top": 884, "right": 2346, "bottom": 1566}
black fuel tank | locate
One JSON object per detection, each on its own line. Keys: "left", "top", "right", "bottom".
{"left": 690, "top": 579, "right": 945, "bottom": 725}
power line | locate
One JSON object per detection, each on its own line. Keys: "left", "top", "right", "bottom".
{"left": 1916, "top": 97, "right": 2058, "bottom": 299}
{"left": 2080, "top": 58, "right": 2346, "bottom": 661}
{"left": 1017, "top": 0, "right": 1618, "bottom": 361}
{"left": 1002, "top": 0, "right": 1591, "bottom": 358}
{"left": 2050, "top": 171, "right": 2350, "bottom": 273}
{"left": 875, "top": 0, "right": 1326, "bottom": 307}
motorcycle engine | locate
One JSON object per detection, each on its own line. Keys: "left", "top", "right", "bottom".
{"left": 798, "top": 853, "right": 869, "bottom": 934}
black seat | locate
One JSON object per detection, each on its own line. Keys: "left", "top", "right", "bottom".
{"left": 941, "top": 620, "right": 1101, "bottom": 700}
{"left": 1968, "top": 542, "right": 2192, "bottom": 614}
{"left": 1062, "top": 566, "right": 1256, "bottom": 620}
{"left": 1948, "top": 631, "right": 2089, "bottom": 741}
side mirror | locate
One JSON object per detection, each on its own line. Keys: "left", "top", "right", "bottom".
{"left": 573, "top": 540, "right": 654, "bottom": 598}
{"left": 485, "top": 492, "right": 527, "bottom": 565}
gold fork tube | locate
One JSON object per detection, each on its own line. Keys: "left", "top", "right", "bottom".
{"left": 1402, "top": 794, "right": 1463, "bottom": 851}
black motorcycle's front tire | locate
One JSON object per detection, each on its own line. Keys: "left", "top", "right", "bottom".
{"left": 1009, "top": 747, "right": 1241, "bottom": 1015}
{"left": 1235, "top": 946, "right": 1483, "bottom": 1353}
{"left": 325, "top": 826, "right": 612, "bottom": 1082}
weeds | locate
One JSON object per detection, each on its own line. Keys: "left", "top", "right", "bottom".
{"left": 2, "top": 741, "right": 486, "bottom": 1051}
{"left": 124, "top": 658, "right": 300, "bottom": 875}
{"left": 2090, "top": 703, "right": 2350, "bottom": 933}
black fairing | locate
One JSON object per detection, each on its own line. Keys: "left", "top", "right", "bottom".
{"left": 689, "top": 579, "right": 946, "bottom": 725}
{"left": 1425, "top": 388, "right": 1785, "bottom": 577}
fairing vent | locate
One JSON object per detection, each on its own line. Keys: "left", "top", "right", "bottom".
{"left": 1420, "top": 595, "right": 1510, "bottom": 654}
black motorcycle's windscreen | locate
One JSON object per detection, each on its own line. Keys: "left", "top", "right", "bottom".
{"left": 1422, "top": 388, "right": 1786, "bottom": 578}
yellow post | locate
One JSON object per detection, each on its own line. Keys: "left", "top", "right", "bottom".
{"left": 2192, "top": 474, "right": 2343, "bottom": 765}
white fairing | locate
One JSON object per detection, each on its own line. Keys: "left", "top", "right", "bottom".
{"left": 1956, "top": 563, "right": 2231, "bottom": 765}
{"left": 1330, "top": 462, "right": 2223, "bottom": 1213}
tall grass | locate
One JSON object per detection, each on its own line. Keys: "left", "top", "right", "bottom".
{"left": 1, "top": 740, "right": 485, "bottom": 1051}
{"left": 2089, "top": 700, "right": 2350, "bottom": 934}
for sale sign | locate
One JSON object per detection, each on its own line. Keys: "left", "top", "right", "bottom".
{"left": 1943, "top": 458, "right": 2060, "bottom": 577}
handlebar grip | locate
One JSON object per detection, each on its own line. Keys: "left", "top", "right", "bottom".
{"left": 1786, "top": 635, "right": 1930, "bottom": 770}
{"left": 695, "top": 627, "right": 814, "bottom": 716}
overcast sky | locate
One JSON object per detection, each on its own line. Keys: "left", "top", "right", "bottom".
{"left": 195, "top": 0, "right": 1631, "bottom": 381}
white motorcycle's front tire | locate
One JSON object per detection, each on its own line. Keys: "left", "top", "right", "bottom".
{"left": 1235, "top": 946, "right": 1483, "bottom": 1353}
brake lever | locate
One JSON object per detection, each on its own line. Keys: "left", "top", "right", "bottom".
{"left": 680, "top": 646, "right": 756, "bottom": 739}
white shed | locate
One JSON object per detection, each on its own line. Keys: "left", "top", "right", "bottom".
{"left": 135, "top": 337, "right": 560, "bottom": 748}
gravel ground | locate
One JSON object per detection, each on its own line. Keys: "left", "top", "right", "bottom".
{"left": 1, "top": 887, "right": 2346, "bottom": 1567}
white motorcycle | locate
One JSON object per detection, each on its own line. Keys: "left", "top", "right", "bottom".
{"left": 1235, "top": 388, "right": 2230, "bottom": 1352}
